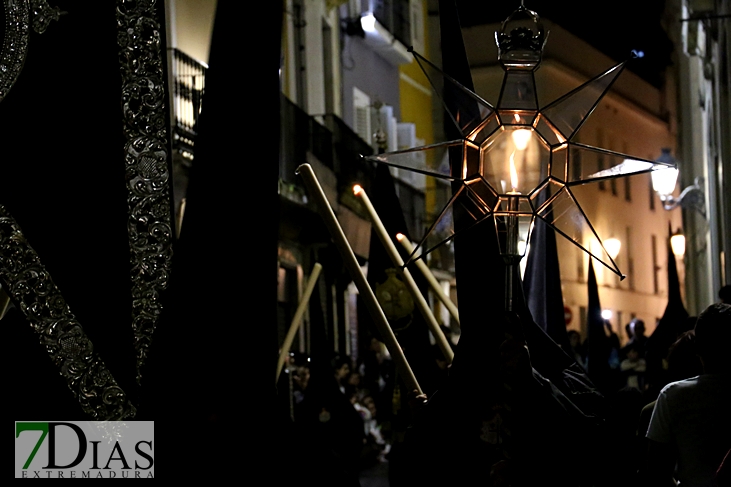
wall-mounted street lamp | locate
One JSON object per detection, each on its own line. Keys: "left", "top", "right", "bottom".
{"left": 651, "top": 148, "right": 706, "bottom": 218}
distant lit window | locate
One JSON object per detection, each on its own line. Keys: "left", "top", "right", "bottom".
{"left": 577, "top": 228, "right": 584, "bottom": 282}
{"left": 626, "top": 226, "right": 635, "bottom": 290}
{"left": 597, "top": 129, "right": 605, "bottom": 191}
{"left": 598, "top": 153, "right": 606, "bottom": 191}
{"left": 410, "top": 0, "right": 425, "bottom": 54}
{"left": 353, "top": 87, "right": 372, "bottom": 144}
{"left": 651, "top": 234, "right": 659, "bottom": 294}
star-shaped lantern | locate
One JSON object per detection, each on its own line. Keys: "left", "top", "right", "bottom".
{"left": 362, "top": 5, "right": 676, "bottom": 279}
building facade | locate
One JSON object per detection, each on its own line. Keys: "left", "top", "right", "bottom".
{"left": 663, "top": 0, "right": 730, "bottom": 314}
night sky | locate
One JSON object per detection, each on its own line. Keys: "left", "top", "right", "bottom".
{"left": 453, "top": 0, "right": 675, "bottom": 87}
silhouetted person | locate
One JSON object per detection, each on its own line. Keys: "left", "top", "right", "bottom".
{"left": 620, "top": 343, "right": 647, "bottom": 391}
{"left": 645, "top": 303, "right": 731, "bottom": 487}
{"left": 297, "top": 354, "right": 364, "bottom": 486}
{"left": 567, "top": 330, "right": 587, "bottom": 370}
{"left": 636, "top": 330, "right": 704, "bottom": 481}
{"left": 720, "top": 285, "right": 731, "bottom": 305}
{"left": 621, "top": 318, "right": 648, "bottom": 361}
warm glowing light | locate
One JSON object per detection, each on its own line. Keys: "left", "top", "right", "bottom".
{"left": 509, "top": 151, "right": 519, "bottom": 191}
{"left": 671, "top": 233, "right": 686, "bottom": 256}
{"left": 651, "top": 167, "right": 679, "bottom": 196}
{"left": 517, "top": 239, "right": 526, "bottom": 255}
{"left": 511, "top": 129, "right": 532, "bottom": 151}
{"left": 604, "top": 237, "right": 621, "bottom": 260}
{"left": 353, "top": 184, "right": 363, "bottom": 195}
{"left": 396, "top": 233, "right": 405, "bottom": 241}
{"left": 513, "top": 113, "right": 520, "bottom": 122}
{"left": 601, "top": 309, "right": 613, "bottom": 320}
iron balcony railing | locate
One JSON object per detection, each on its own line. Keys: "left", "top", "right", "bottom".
{"left": 170, "top": 48, "right": 207, "bottom": 159}
{"left": 280, "top": 96, "right": 336, "bottom": 185}
{"left": 372, "top": 0, "right": 411, "bottom": 49}
{"left": 322, "top": 113, "right": 374, "bottom": 194}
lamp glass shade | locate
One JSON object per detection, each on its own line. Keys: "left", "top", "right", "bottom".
{"left": 651, "top": 167, "right": 679, "bottom": 196}
{"left": 480, "top": 125, "right": 549, "bottom": 196}
{"left": 604, "top": 237, "right": 621, "bottom": 260}
{"left": 671, "top": 234, "right": 686, "bottom": 256}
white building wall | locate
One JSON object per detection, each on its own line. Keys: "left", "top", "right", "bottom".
{"left": 304, "top": 0, "right": 327, "bottom": 116}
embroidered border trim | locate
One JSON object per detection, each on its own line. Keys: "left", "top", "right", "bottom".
{"left": 0, "top": 206, "right": 136, "bottom": 420}
{"left": 0, "top": 0, "right": 30, "bottom": 102}
{"left": 116, "top": 0, "right": 173, "bottom": 385}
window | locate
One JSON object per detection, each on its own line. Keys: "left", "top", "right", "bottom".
{"left": 626, "top": 226, "right": 635, "bottom": 290}
{"left": 652, "top": 234, "right": 659, "bottom": 294}
{"left": 623, "top": 143, "right": 631, "bottom": 201}
{"left": 577, "top": 228, "right": 585, "bottom": 282}
{"left": 373, "top": 0, "right": 411, "bottom": 47}
{"left": 292, "top": 0, "right": 307, "bottom": 110}
{"left": 410, "top": 0, "right": 425, "bottom": 54}
{"left": 597, "top": 129, "right": 605, "bottom": 191}
{"left": 353, "top": 87, "right": 372, "bottom": 145}
{"left": 322, "top": 20, "right": 334, "bottom": 115}
{"left": 598, "top": 153, "right": 606, "bottom": 191}
{"left": 277, "top": 264, "right": 299, "bottom": 349}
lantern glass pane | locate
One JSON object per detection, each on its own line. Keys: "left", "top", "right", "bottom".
{"left": 537, "top": 187, "right": 622, "bottom": 277}
{"left": 411, "top": 49, "right": 494, "bottom": 137}
{"left": 497, "top": 71, "right": 539, "bottom": 110}
{"left": 562, "top": 144, "right": 673, "bottom": 185}
{"left": 480, "top": 127, "right": 549, "bottom": 194}
{"left": 541, "top": 62, "right": 625, "bottom": 141}
{"left": 363, "top": 140, "right": 460, "bottom": 181}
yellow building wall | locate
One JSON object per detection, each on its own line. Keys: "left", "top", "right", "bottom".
{"left": 398, "top": 0, "right": 437, "bottom": 218}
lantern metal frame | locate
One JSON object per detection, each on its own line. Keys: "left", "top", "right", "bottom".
{"left": 361, "top": 4, "right": 677, "bottom": 304}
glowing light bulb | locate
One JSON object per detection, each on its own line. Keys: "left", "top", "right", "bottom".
{"left": 511, "top": 129, "right": 532, "bottom": 151}
{"left": 604, "top": 238, "right": 621, "bottom": 260}
{"left": 360, "top": 13, "right": 376, "bottom": 33}
{"left": 671, "top": 234, "right": 685, "bottom": 256}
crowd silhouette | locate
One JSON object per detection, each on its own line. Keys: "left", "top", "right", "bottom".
{"left": 277, "top": 289, "right": 731, "bottom": 487}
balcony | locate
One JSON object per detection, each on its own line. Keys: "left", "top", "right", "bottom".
{"left": 170, "top": 48, "right": 207, "bottom": 162}
{"left": 280, "top": 96, "right": 335, "bottom": 186}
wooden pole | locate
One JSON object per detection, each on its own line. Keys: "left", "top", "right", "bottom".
{"left": 354, "top": 185, "right": 454, "bottom": 364}
{"left": 297, "top": 164, "right": 422, "bottom": 395}
{"left": 275, "top": 262, "right": 322, "bottom": 383}
{"left": 396, "top": 233, "right": 460, "bottom": 327}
